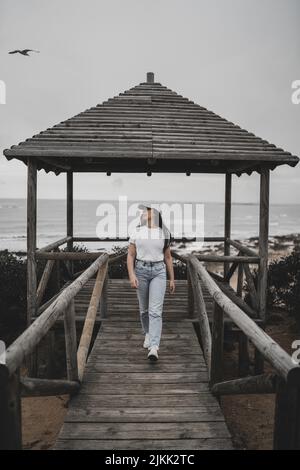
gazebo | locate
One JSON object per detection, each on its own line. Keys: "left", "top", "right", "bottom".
{"left": 3, "top": 71, "right": 299, "bottom": 328}
{"left": 2, "top": 72, "right": 300, "bottom": 451}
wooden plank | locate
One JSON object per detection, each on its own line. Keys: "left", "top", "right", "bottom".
{"left": 69, "top": 393, "right": 219, "bottom": 407}
{"left": 85, "top": 363, "right": 207, "bottom": 372}
{"left": 78, "top": 383, "right": 210, "bottom": 395}
{"left": 54, "top": 438, "right": 234, "bottom": 450}
{"left": 82, "top": 372, "right": 208, "bottom": 383}
{"left": 65, "top": 407, "right": 224, "bottom": 423}
{"left": 57, "top": 421, "right": 231, "bottom": 440}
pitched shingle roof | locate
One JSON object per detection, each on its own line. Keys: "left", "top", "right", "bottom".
{"left": 4, "top": 74, "right": 299, "bottom": 175}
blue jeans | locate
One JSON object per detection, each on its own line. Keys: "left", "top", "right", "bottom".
{"left": 135, "top": 259, "right": 167, "bottom": 348}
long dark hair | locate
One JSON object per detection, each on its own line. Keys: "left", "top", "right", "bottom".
{"left": 137, "top": 207, "right": 173, "bottom": 253}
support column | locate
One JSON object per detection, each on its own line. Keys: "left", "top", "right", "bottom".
{"left": 224, "top": 173, "right": 232, "bottom": 278}
{"left": 27, "top": 157, "right": 37, "bottom": 328}
{"left": 258, "top": 169, "right": 270, "bottom": 322}
{"left": 67, "top": 172, "right": 73, "bottom": 275}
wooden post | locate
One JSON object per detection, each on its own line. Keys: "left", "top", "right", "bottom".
{"left": 273, "top": 378, "right": 300, "bottom": 449}
{"left": 237, "top": 263, "right": 250, "bottom": 376}
{"left": 210, "top": 302, "right": 224, "bottom": 387}
{"left": 0, "top": 366, "right": 22, "bottom": 450}
{"left": 64, "top": 299, "right": 78, "bottom": 381}
{"left": 258, "top": 168, "right": 270, "bottom": 322}
{"left": 224, "top": 173, "right": 232, "bottom": 278}
{"left": 27, "top": 157, "right": 37, "bottom": 328}
{"left": 67, "top": 171, "right": 73, "bottom": 276}
{"left": 100, "top": 271, "right": 108, "bottom": 318}
{"left": 187, "top": 267, "right": 194, "bottom": 318}
{"left": 27, "top": 157, "right": 37, "bottom": 376}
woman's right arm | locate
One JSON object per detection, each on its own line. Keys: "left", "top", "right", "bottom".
{"left": 127, "top": 243, "right": 139, "bottom": 288}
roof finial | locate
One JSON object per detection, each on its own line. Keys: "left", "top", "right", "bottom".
{"left": 147, "top": 72, "right": 154, "bottom": 84}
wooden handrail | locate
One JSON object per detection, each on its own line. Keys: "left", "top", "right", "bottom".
{"left": 171, "top": 250, "right": 259, "bottom": 264}
{"left": 227, "top": 238, "right": 259, "bottom": 258}
{"left": 187, "top": 260, "right": 211, "bottom": 371}
{"left": 37, "top": 236, "right": 72, "bottom": 253}
{"left": 4, "top": 253, "right": 109, "bottom": 376}
{"left": 189, "top": 254, "right": 300, "bottom": 385}
{"left": 77, "top": 260, "right": 109, "bottom": 381}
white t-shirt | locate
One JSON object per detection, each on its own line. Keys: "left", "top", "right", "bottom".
{"left": 129, "top": 225, "right": 166, "bottom": 262}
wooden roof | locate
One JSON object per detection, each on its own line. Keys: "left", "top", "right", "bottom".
{"left": 4, "top": 72, "right": 299, "bottom": 175}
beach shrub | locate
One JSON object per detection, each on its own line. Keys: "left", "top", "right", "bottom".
{"left": 0, "top": 250, "right": 27, "bottom": 342}
{"left": 245, "top": 248, "right": 300, "bottom": 324}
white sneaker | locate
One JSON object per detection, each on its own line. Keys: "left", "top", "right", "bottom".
{"left": 148, "top": 345, "right": 159, "bottom": 361}
{"left": 143, "top": 333, "right": 150, "bottom": 349}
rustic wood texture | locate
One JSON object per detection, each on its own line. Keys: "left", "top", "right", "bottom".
{"left": 224, "top": 173, "right": 231, "bottom": 277}
{"left": 54, "top": 277, "right": 233, "bottom": 450}
{"left": 4, "top": 78, "right": 298, "bottom": 174}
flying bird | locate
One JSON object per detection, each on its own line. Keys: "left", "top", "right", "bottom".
{"left": 8, "top": 49, "right": 40, "bottom": 56}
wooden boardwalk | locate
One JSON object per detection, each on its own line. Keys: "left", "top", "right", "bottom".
{"left": 54, "top": 279, "right": 233, "bottom": 450}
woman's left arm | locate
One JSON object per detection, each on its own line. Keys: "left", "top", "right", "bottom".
{"left": 164, "top": 247, "right": 175, "bottom": 294}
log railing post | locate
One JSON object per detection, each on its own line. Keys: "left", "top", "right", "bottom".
{"left": 209, "top": 301, "right": 224, "bottom": 388}
{"left": 224, "top": 173, "right": 232, "bottom": 278}
{"left": 0, "top": 366, "right": 22, "bottom": 450}
{"left": 273, "top": 378, "right": 300, "bottom": 449}
{"left": 187, "top": 266, "right": 194, "bottom": 318}
{"left": 64, "top": 299, "right": 78, "bottom": 382}
{"left": 27, "top": 157, "right": 37, "bottom": 376}
{"left": 237, "top": 263, "right": 250, "bottom": 376}
{"left": 100, "top": 271, "right": 108, "bottom": 319}
{"left": 66, "top": 171, "right": 73, "bottom": 276}
{"left": 258, "top": 168, "right": 270, "bottom": 322}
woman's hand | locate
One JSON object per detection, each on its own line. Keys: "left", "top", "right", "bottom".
{"left": 130, "top": 274, "right": 139, "bottom": 289}
{"left": 169, "top": 280, "right": 176, "bottom": 294}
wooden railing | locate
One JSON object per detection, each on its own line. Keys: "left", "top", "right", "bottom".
{"left": 182, "top": 253, "right": 300, "bottom": 450}
{"left": 0, "top": 250, "right": 127, "bottom": 450}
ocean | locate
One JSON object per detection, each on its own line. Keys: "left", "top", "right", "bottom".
{"left": 0, "top": 198, "right": 299, "bottom": 252}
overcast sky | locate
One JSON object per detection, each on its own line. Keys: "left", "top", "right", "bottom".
{"left": 0, "top": 0, "right": 299, "bottom": 204}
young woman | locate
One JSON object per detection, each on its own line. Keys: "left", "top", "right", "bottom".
{"left": 127, "top": 205, "right": 175, "bottom": 361}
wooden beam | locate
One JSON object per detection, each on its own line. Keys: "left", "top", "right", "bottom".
{"left": 36, "top": 251, "right": 106, "bottom": 260}
{"left": 67, "top": 171, "right": 74, "bottom": 275}
{"left": 187, "top": 261, "right": 212, "bottom": 371}
{"left": 188, "top": 256, "right": 300, "bottom": 384}
{"left": 212, "top": 373, "right": 277, "bottom": 396}
{"left": 36, "top": 259, "right": 55, "bottom": 307}
{"left": 64, "top": 299, "right": 78, "bottom": 381}
{"left": 194, "top": 254, "right": 260, "bottom": 264}
{"left": 210, "top": 302, "right": 224, "bottom": 387}
{"left": 37, "top": 236, "right": 72, "bottom": 253}
{"left": 258, "top": 169, "right": 270, "bottom": 321}
{"left": 99, "top": 270, "right": 108, "bottom": 318}
{"left": 77, "top": 261, "right": 108, "bottom": 382}
{"left": 273, "top": 378, "right": 300, "bottom": 449}
{"left": 5, "top": 253, "right": 109, "bottom": 376}
{"left": 27, "top": 157, "right": 37, "bottom": 328}
{"left": 228, "top": 238, "right": 259, "bottom": 258}
{"left": 243, "top": 263, "right": 259, "bottom": 311}
{"left": 224, "top": 173, "right": 232, "bottom": 277}
{"left": 20, "top": 377, "right": 79, "bottom": 397}
{"left": 0, "top": 366, "right": 22, "bottom": 450}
